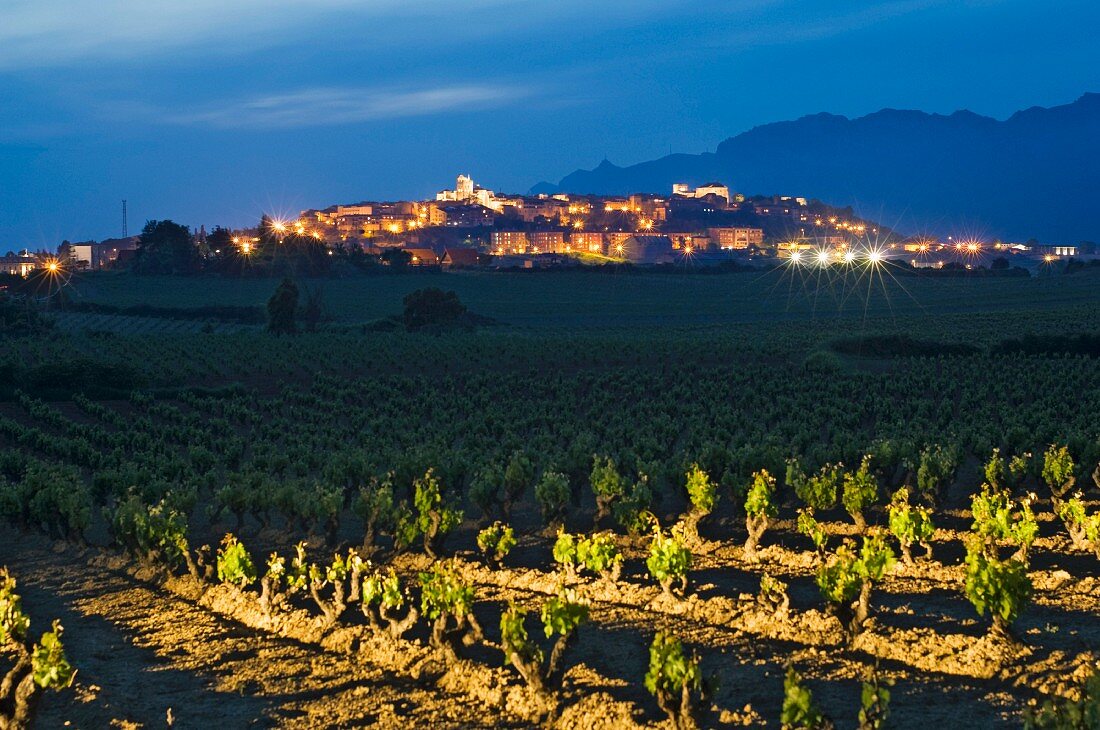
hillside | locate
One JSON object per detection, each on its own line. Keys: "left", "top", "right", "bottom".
{"left": 534, "top": 94, "right": 1100, "bottom": 244}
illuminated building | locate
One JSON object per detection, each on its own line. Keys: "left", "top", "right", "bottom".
{"left": 706, "top": 227, "right": 764, "bottom": 250}
{"left": 436, "top": 174, "right": 504, "bottom": 211}
{"left": 530, "top": 231, "right": 567, "bottom": 253}
{"left": 672, "top": 182, "right": 731, "bottom": 203}
{"left": 0, "top": 251, "right": 39, "bottom": 277}
{"left": 570, "top": 231, "right": 604, "bottom": 253}
{"left": 490, "top": 230, "right": 530, "bottom": 254}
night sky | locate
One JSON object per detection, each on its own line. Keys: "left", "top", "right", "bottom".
{"left": 2, "top": 0, "right": 1098, "bottom": 246}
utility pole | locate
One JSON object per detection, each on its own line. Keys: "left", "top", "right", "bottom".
{"left": 122, "top": 200, "right": 128, "bottom": 237}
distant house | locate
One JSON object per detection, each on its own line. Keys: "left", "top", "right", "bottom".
{"left": 619, "top": 235, "right": 674, "bottom": 263}
{"left": 1, "top": 251, "right": 38, "bottom": 277}
{"left": 403, "top": 248, "right": 440, "bottom": 266}
{"left": 490, "top": 230, "right": 529, "bottom": 254}
{"left": 530, "top": 230, "right": 566, "bottom": 253}
{"left": 707, "top": 227, "right": 764, "bottom": 250}
{"left": 441, "top": 248, "right": 480, "bottom": 269}
{"left": 570, "top": 231, "right": 604, "bottom": 253}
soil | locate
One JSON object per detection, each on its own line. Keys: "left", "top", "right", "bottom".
{"left": 1, "top": 507, "right": 1098, "bottom": 729}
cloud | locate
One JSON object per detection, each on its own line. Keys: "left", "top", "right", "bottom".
{"left": 145, "top": 84, "right": 531, "bottom": 129}
{"left": 0, "top": 0, "right": 667, "bottom": 70}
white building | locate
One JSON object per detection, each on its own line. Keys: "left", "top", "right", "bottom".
{"left": 437, "top": 174, "right": 502, "bottom": 211}
{"left": 672, "top": 182, "right": 731, "bottom": 203}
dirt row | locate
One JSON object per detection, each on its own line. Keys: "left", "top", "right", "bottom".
{"left": 2, "top": 513, "right": 1099, "bottom": 729}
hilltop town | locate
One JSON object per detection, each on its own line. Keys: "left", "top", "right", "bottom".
{"left": 2, "top": 174, "right": 1091, "bottom": 278}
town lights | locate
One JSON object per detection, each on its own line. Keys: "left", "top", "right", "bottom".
{"left": 46, "top": 260, "right": 60, "bottom": 273}
{"left": 843, "top": 250, "right": 855, "bottom": 263}
{"left": 789, "top": 251, "right": 803, "bottom": 264}
{"left": 240, "top": 241, "right": 252, "bottom": 254}
{"left": 272, "top": 220, "right": 287, "bottom": 234}
{"left": 816, "top": 250, "right": 831, "bottom": 266}
{"left": 867, "top": 250, "right": 883, "bottom": 264}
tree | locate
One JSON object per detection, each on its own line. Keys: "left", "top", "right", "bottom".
{"left": 402, "top": 288, "right": 466, "bottom": 330}
{"left": 267, "top": 278, "right": 299, "bottom": 335}
{"left": 131, "top": 220, "right": 200, "bottom": 274}
{"left": 381, "top": 248, "right": 412, "bottom": 268}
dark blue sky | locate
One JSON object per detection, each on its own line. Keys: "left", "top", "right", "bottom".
{"left": 2, "top": 0, "right": 1098, "bottom": 246}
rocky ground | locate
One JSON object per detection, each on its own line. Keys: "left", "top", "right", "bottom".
{"left": 1, "top": 509, "right": 1098, "bottom": 729}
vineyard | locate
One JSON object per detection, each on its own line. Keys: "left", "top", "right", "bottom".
{"left": 1, "top": 269, "right": 1100, "bottom": 728}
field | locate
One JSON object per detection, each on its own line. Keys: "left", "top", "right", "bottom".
{"left": 2, "top": 266, "right": 1100, "bottom": 729}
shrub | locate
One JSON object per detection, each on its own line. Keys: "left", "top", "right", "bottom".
{"left": 309, "top": 482, "right": 345, "bottom": 548}
{"left": 816, "top": 533, "right": 895, "bottom": 640}
{"left": 499, "top": 587, "right": 589, "bottom": 705}
{"left": 681, "top": 463, "right": 717, "bottom": 543}
{"left": 612, "top": 476, "right": 654, "bottom": 536}
{"left": 984, "top": 449, "right": 1008, "bottom": 491}
{"left": 396, "top": 469, "right": 463, "bottom": 558}
{"left": 781, "top": 666, "right": 831, "bottom": 729}
{"left": 353, "top": 475, "right": 396, "bottom": 555}
{"left": 477, "top": 521, "right": 516, "bottom": 569}
{"left": 576, "top": 532, "right": 623, "bottom": 582}
{"left": 23, "top": 463, "right": 90, "bottom": 543}
{"left": 553, "top": 529, "right": 623, "bottom": 583}
{"left": 1024, "top": 666, "right": 1100, "bottom": 729}
{"left": 1042, "top": 445, "right": 1076, "bottom": 506}
{"left": 1055, "top": 497, "right": 1100, "bottom": 556}
{"left": 0, "top": 568, "right": 76, "bottom": 729}
{"left": 307, "top": 549, "right": 364, "bottom": 628}
{"left": 645, "top": 632, "right": 703, "bottom": 730}
{"left": 266, "top": 277, "right": 299, "bottom": 335}
{"left": 646, "top": 524, "right": 692, "bottom": 598}
{"left": 791, "top": 461, "right": 841, "bottom": 512}
{"left": 361, "top": 568, "right": 418, "bottom": 639}
{"left": 858, "top": 666, "right": 893, "bottom": 730}
{"left": 590, "top": 455, "right": 627, "bottom": 527}
{"left": 419, "top": 560, "right": 484, "bottom": 663}
{"left": 502, "top": 451, "right": 535, "bottom": 520}
{"left": 886, "top": 487, "right": 934, "bottom": 564}
{"left": 534, "top": 469, "right": 571, "bottom": 527}
{"left": 971, "top": 482, "right": 1038, "bottom": 562}
{"left": 402, "top": 288, "right": 466, "bottom": 330}
{"left": 469, "top": 463, "right": 503, "bottom": 521}
{"left": 963, "top": 537, "right": 1032, "bottom": 641}
{"left": 916, "top": 445, "right": 958, "bottom": 506}
{"left": 758, "top": 572, "right": 790, "bottom": 615}
{"left": 110, "top": 491, "right": 193, "bottom": 574}
{"left": 552, "top": 528, "right": 580, "bottom": 579}
{"left": 216, "top": 534, "right": 257, "bottom": 587}
{"left": 744, "top": 469, "right": 778, "bottom": 560}
{"left": 258, "top": 542, "right": 308, "bottom": 616}
{"left": 797, "top": 509, "right": 828, "bottom": 558}
{"left": 841, "top": 456, "right": 878, "bottom": 531}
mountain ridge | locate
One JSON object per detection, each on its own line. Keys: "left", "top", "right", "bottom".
{"left": 534, "top": 94, "right": 1100, "bottom": 243}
